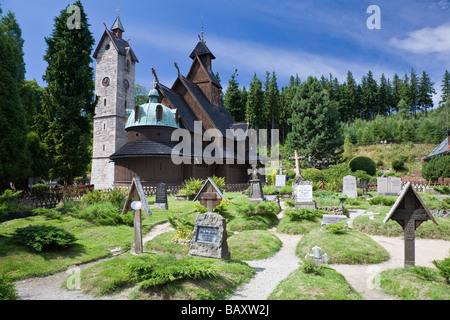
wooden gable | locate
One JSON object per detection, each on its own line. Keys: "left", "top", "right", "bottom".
{"left": 122, "top": 177, "right": 151, "bottom": 216}
{"left": 384, "top": 182, "right": 437, "bottom": 229}
{"left": 193, "top": 178, "right": 227, "bottom": 211}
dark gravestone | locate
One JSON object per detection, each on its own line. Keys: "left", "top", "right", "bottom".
{"left": 155, "top": 182, "right": 168, "bottom": 210}
{"left": 383, "top": 182, "right": 438, "bottom": 267}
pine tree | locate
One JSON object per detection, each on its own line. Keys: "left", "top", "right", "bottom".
{"left": 439, "top": 70, "right": 450, "bottom": 107}
{"left": 360, "top": 71, "right": 378, "bottom": 120}
{"left": 0, "top": 7, "right": 30, "bottom": 190}
{"left": 287, "top": 76, "right": 343, "bottom": 167}
{"left": 418, "top": 71, "right": 436, "bottom": 117}
{"left": 264, "top": 71, "right": 280, "bottom": 130}
{"left": 246, "top": 73, "right": 264, "bottom": 129}
{"left": 280, "top": 74, "right": 300, "bottom": 142}
{"left": 391, "top": 74, "right": 402, "bottom": 112}
{"left": 377, "top": 74, "right": 391, "bottom": 116}
{"left": 224, "top": 69, "right": 244, "bottom": 122}
{"left": 41, "top": 1, "right": 96, "bottom": 185}
{"left": 409, "top": 68, "right": 419, "bottom": 118}
{"left": 340, "top": 71, "right": 358, "bottom": 123}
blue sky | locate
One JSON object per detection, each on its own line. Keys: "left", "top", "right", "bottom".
{"left": 2, "top": 0, "right": 450, "bottom": 106}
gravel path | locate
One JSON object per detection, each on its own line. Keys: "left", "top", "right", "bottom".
{"left": 14, "top": 210, "right": 450, "bottom": 300}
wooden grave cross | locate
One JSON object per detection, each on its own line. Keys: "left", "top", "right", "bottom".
{"left": 247, "top": 163, "right": 265, "bottom": 180}
{"left": 122, "top": 177, "right": 152, "bottom": 254}
{"left": 383, "top": 182, "right": 438, "bottom": 267}
{"left": 193, "top": 178, "right": 227, "bottom": 212}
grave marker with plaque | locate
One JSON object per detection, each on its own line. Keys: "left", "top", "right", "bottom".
{"left": 295, "top": 180, "right": 317, "bottom": 210}
{"left": 189, "top": 212, "right": 231, "bottom": 259}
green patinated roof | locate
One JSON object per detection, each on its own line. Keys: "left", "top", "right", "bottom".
{"left": 125, "top": 101, "right": 179, "bottom": 129}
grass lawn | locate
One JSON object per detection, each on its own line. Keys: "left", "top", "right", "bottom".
{"left": 296, "top": 228, "right": 390, "bottom": 264}
{"left": 71, "top": 252, "right": 255, "bottom": 300}
{"left": 228, "top": 230, "right": 282, "bottom": 260}
{"left": 268, "top": 266, "right": 362, "bottom": 300}
{"left": 379, "top": 266, "right": 450, "bottom": 300}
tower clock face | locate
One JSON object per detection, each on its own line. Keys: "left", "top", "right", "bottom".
{"left": 123, "top": 79, "right": 130, "bottom": 89}
{"left": 102, "top": 77, "right": 110, "bottom": 87}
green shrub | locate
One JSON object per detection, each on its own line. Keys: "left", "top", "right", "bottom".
{"left": 81, "top": 189, "right": 106, "bottom": 205}
{"left": 279, "top": 185, "right": 292, "bottom": 194}
{"left": 263, "top": 185, "right": 276, "bottom": 194}
{"left": 30, "top": 183, "right": 50, "bottom": 196}
{"left": 179, "top": 178, "right": 204, "bottom": 196}
{"left": 0, "top": 203, "right": 8, "bottom": 222}
{"left": 349, "top": 156, "right": 376, "bottom": 176}
{"left": 284, "top": 208, "right": 329, "bottom": 221}
{"left": 422, "top": 155, "right": 450, "bottom": 181}
{"left": 0, "top": 275, "right": 18, "bottom": 300}
{"left": 392, "top": 158, "right": 406, "bottom": 171}
{"left": 193, "top": 202, "right": 207, "bottom": 213}
{"left": 301, "top": 168, "right": 325, "bottom": 182}
{"left": 33, "top": 208, "right": 62, "bottom": 220}
{"left": 213, "top": 200, "right": 230, "bottom": 217}
{"left": 239, "top": 202, "right": 257, "bottom": 217}
{"left": 76, "top": 201, "right": 132, "bottom": 226}
{"left": 299, "top": 257, "right": 322, "bottom": 275}
{"left": 0, "top": 189, "right": 22, "bottom": 204}
{"left": 369, "top": 196, "right": 397, "bottom": 206}
{"left": 324, "top": 222, "right": 347, "bottom": 234}
{"left": 13, "top": 225, "right": 77, "bottom": 252}
{"left": 211, "top": 175, "right": 226, "bottom": 192}
{"left": 433, "top": 257, "right": 450, "bottom": 284}
{"left": 255, "top": 201, "right": 281, "bottom": 216}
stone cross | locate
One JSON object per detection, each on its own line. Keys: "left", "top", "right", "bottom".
{"left": 247, "top": 163, "right": 265, "bottom": 180}
{"left": 305, "top": 246, "right": 329, "bottom": 266}
{"left": 294, "top": 150, "right": 300, "bottom": 176}
{"left": 383, "top": 182, "right": 437, "bottom": 267}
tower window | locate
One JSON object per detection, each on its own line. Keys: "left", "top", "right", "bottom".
{"left": 103, "top": 145, "right": 106, "bottom": 151}
{"left": 156, "top": 105, "right": 163, "bottom": 121}
{"left": 127, "top": 60, "right": 130, "bottom": 70}
{"left": 105, "top": 44, "right": 110, "bottom": 50}
{"left": 103, "top": 123, "right": 106, "bottom": 130}
{"left": 104, "top": 98, "right": 107, "bottom": 106}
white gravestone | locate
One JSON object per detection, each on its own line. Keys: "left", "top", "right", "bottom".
{"left": 295, "top": 180, "right": 316, "bottom": 210}
{"left": 377, "top": 177, "right": 402, "bottom": 196}
{"left": 275, "top": 175, "right": 286, "bottom": 189}
{"left": 343, "top": 175, "right": 357, "bottom": 198}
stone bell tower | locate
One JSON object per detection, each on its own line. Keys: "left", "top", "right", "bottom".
{"left": 91, "top": 15, "right": 139, "bottom": 189}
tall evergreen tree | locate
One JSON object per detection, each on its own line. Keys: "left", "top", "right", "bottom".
{"left": 418, "top": 71, "right": 436, "bottom": 117}
{"left": 340, "top": 71, "right": 358, "bottom": 123}
{"left": 246, "top": 73, "right": 264, "bottom": 129}
{"left": 287, "top": 76, "right": 343, "bottom": 167}
{"left": 280, "top": 74, "right": 300, "bottom": 142}
{"left": 360, "top": 71, "right": 378, "bottom": 120}
{"left": 391, "top": 74, "right": 402, "bottom": 112}
{"left": 409, "top": 68, "right": 420, "bottom": 118}
{"left": 224, "top": 69, "right": 244, "bottom": 122}
{"left": 439, "top": 70, "right": 450, "bottom": 107}
{"left": 41, "top": 1, "right": 96, "bottom": 185}
{"left": 0, "top": 7, "right": 30, "bottom": 190}
{"left": 264, "top": 71, "right": 280, "bottom": 130}
{"left": 377, "top": 74, "right": 391, "bottom": 116}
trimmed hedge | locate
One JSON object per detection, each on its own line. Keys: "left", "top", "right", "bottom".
{"left": 349, "top": 156, "right": 376, "bottom": 176}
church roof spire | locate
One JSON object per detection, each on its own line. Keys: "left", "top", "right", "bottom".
{"left": 111, "top": 16, "right": 125, "bottom": 32}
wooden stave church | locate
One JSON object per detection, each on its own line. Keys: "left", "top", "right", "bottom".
{"left": 91, "top": 16, "right": 254, "bottom": 188}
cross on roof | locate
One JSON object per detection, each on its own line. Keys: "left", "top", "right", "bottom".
{"left": 116, "top": 6, "right": 121, "bottom": 16}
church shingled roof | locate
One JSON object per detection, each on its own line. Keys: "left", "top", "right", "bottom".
{"left": 189, "top": 40, "right": 215, "bottom": 60}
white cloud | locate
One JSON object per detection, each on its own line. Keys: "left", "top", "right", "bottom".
{"left": 389, "top": 23, "right": 450, "bottom": 54}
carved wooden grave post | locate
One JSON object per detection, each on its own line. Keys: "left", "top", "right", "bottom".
{"left": 193, "top": 178, "right": 227, "bottom": 211}
{"left": 383, "top": 182, "right": 438, "bottom": 267}
{"left": 122, "top": 178, "right": 152, "bottom": 254}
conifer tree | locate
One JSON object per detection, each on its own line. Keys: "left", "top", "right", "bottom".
{"left": 246, "top": 73, "right": 264, "bottom": 129}
{"left": 0, "top": 7, "right": 30, "bottom": 190}
{"left": 224, "top": 69, "right": 244, "bottom": 122}
{"left": 41, "top": 1, "right": 96, "bottom": 185}
{"left": 287, "top": 76, "right": 343, "bottom": 167}
{"left": 439, "top": 70, "right": 450, "bottom": 107}
{"left": 418, "top": 71, "right": 436, "bottom": 117}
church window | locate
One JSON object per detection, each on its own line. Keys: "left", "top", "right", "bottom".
{"left": 127, "top": 59, "right": 130, "bottom": 70}
{"left": 104, "top": 98, "right": 107, "bottom": 106}
{"left": 105, "top": 44, "right": 110, "bottom": 50}
{"left": 103, "top": 123, "right": 106, "bottom": 130}
{"left": 103, "top": 145, "right": 106, "bottom": 151}
{"left": 156, "top": 105, "right": 163, "bottom": 121}
{"left": 134, "top": 105, "right": 140, "bottom": 121}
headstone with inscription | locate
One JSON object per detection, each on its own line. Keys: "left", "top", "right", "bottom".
{"left": 275, "top": 175, "right": 286, "bottom": 191}
{"left": 189, "top": 212, "right": 231, "bottom": 259}
{"left": 343, "top": 175, "right": 357, "bottom": 198}
{"left": 247, "top": 164, "right": 265, "bottom": 203}
{"left": 295, "top": 180, "right": 317, "bottom": 210}
{"left": 377, "top": 177, "right": 402, "bottom": 196}
{"left": 321, "top": 214, "right": 348, "bottom": 228}
{"left": 154, "top": 182, "right": 168, "bottom": 210}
